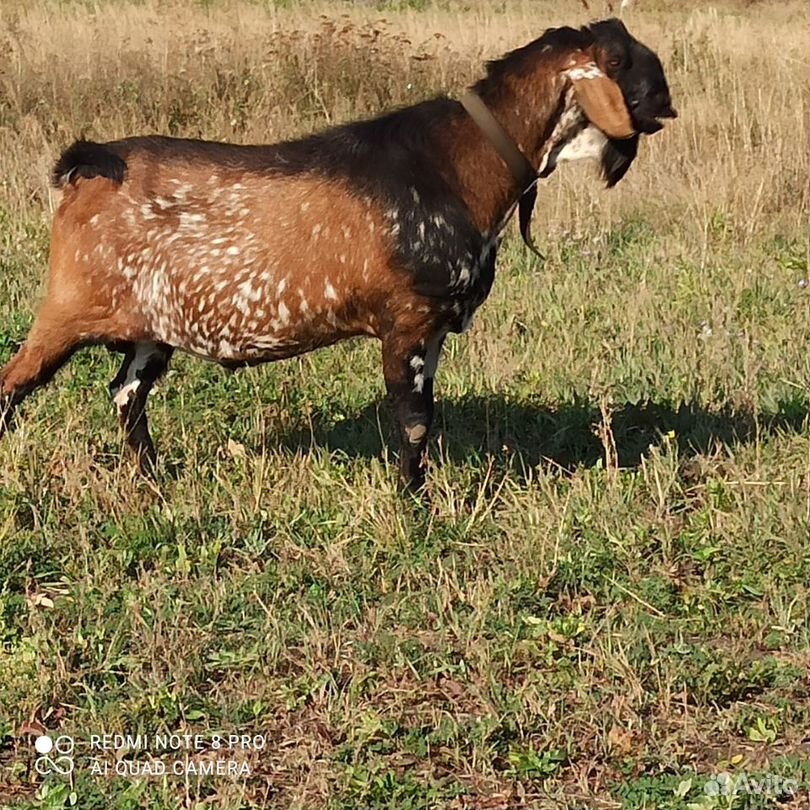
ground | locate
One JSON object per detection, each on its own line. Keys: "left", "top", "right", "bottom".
{"left": 0, "top": 1, "right": 809, "bottom": 808}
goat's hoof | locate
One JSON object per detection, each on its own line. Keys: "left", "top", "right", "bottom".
{"left": 398, "top": 466, "right": 428, "bottom": 500}
{"left": 130, "top": 443, "right": 159, "bottom": 481}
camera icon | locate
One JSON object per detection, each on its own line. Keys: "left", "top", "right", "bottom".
{"left": 33, "top": 735, "right": 75, "bottom": 776}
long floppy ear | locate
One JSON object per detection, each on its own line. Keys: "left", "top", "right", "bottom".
{"left": 564, "top": 59, "right": 635, "bottom": 140}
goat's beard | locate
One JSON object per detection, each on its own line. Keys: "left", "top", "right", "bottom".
{"left": 600, "top": 135, "right": 639, "bottom": 187}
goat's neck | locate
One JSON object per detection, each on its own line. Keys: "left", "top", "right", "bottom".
{"left": 439, "top": 72, "right": 568, "bottom": 235}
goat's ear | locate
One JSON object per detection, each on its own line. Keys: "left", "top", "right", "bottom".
{"left": 565, "top": 61, "right": 635, "bottom": 140}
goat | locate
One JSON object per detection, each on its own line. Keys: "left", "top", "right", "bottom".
{"left": 0, "top": 18, "right": 675, "bottom": 489}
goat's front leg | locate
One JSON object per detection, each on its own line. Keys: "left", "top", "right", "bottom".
{"left": 382, "top": 331, "right": 443, "bottom": 491}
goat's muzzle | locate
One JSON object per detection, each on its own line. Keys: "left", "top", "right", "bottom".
{"left": 631, "top": 95, "right": 678, "bottom": 135}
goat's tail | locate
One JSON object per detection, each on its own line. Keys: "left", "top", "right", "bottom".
{"left": 52, "top": 140, "right": 127, "bottom": 188}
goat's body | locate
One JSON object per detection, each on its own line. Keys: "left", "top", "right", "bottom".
{"left": 51, "top": 126, "right": 494, "bottom": 366}
{"left": 0, "top": 20, "right": 675, "bottom": 488}
{"left": 54, "top": 146, "right": 387, "bottom": 365}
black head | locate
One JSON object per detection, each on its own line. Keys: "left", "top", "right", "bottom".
{"left": 589, "top": 18, "right": 677, "bottom": 134}
{"left": 585, "top": 19, "right": 677, "bottom": 186}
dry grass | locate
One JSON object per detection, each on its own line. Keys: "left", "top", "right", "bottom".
{"left": 1, "top": 1, "right": 809, "bottom": 808}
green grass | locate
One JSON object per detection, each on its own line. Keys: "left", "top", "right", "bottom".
{"left": 2, "top": 213, "right": 809, "bottom": 809}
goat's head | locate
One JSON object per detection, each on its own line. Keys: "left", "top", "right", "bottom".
{"left": 587, "top": 18, "right": 677, "bottom": 134}
{"left": 561, "top": 18, "right": 676, "bottom": 185}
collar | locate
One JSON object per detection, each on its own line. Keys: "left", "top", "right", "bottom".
{"left": 459, "top": 90, "right": 543, "bottom": 258}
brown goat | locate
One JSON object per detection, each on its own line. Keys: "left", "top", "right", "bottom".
{"left": 0, "top": 19, "right": 675, "bottom": 489}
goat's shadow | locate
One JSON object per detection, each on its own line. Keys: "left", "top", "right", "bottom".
{"left": 277, "top": 393, "right": 810, "bottom": 476}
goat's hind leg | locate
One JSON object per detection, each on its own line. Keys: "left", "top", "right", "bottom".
{"left": 110, "top": 341, "right": 173, "bottom": 474}
{"left": 0, "top": 318, "right": 81, "bottom": 439}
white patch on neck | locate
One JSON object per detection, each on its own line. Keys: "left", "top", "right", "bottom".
{"left": 565, "top": 63, "right": 605, "bottom": 81}
{"left": 535, "top": 86, "right": 610, "bottom": 180}
{"left": 555, "top": 124, "right": 608, "bottom": 165}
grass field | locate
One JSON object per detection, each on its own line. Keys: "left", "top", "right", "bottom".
{"left": 1, "top": 0, "right": 809, "bottom": 807}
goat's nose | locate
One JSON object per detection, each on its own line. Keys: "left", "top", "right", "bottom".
{"left": 654, "top": 90, "right": 677, "bottom": 118}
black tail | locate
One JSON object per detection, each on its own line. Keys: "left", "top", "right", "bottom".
{"left": 52, "top": 140, "right": 127, "bottom": 188}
